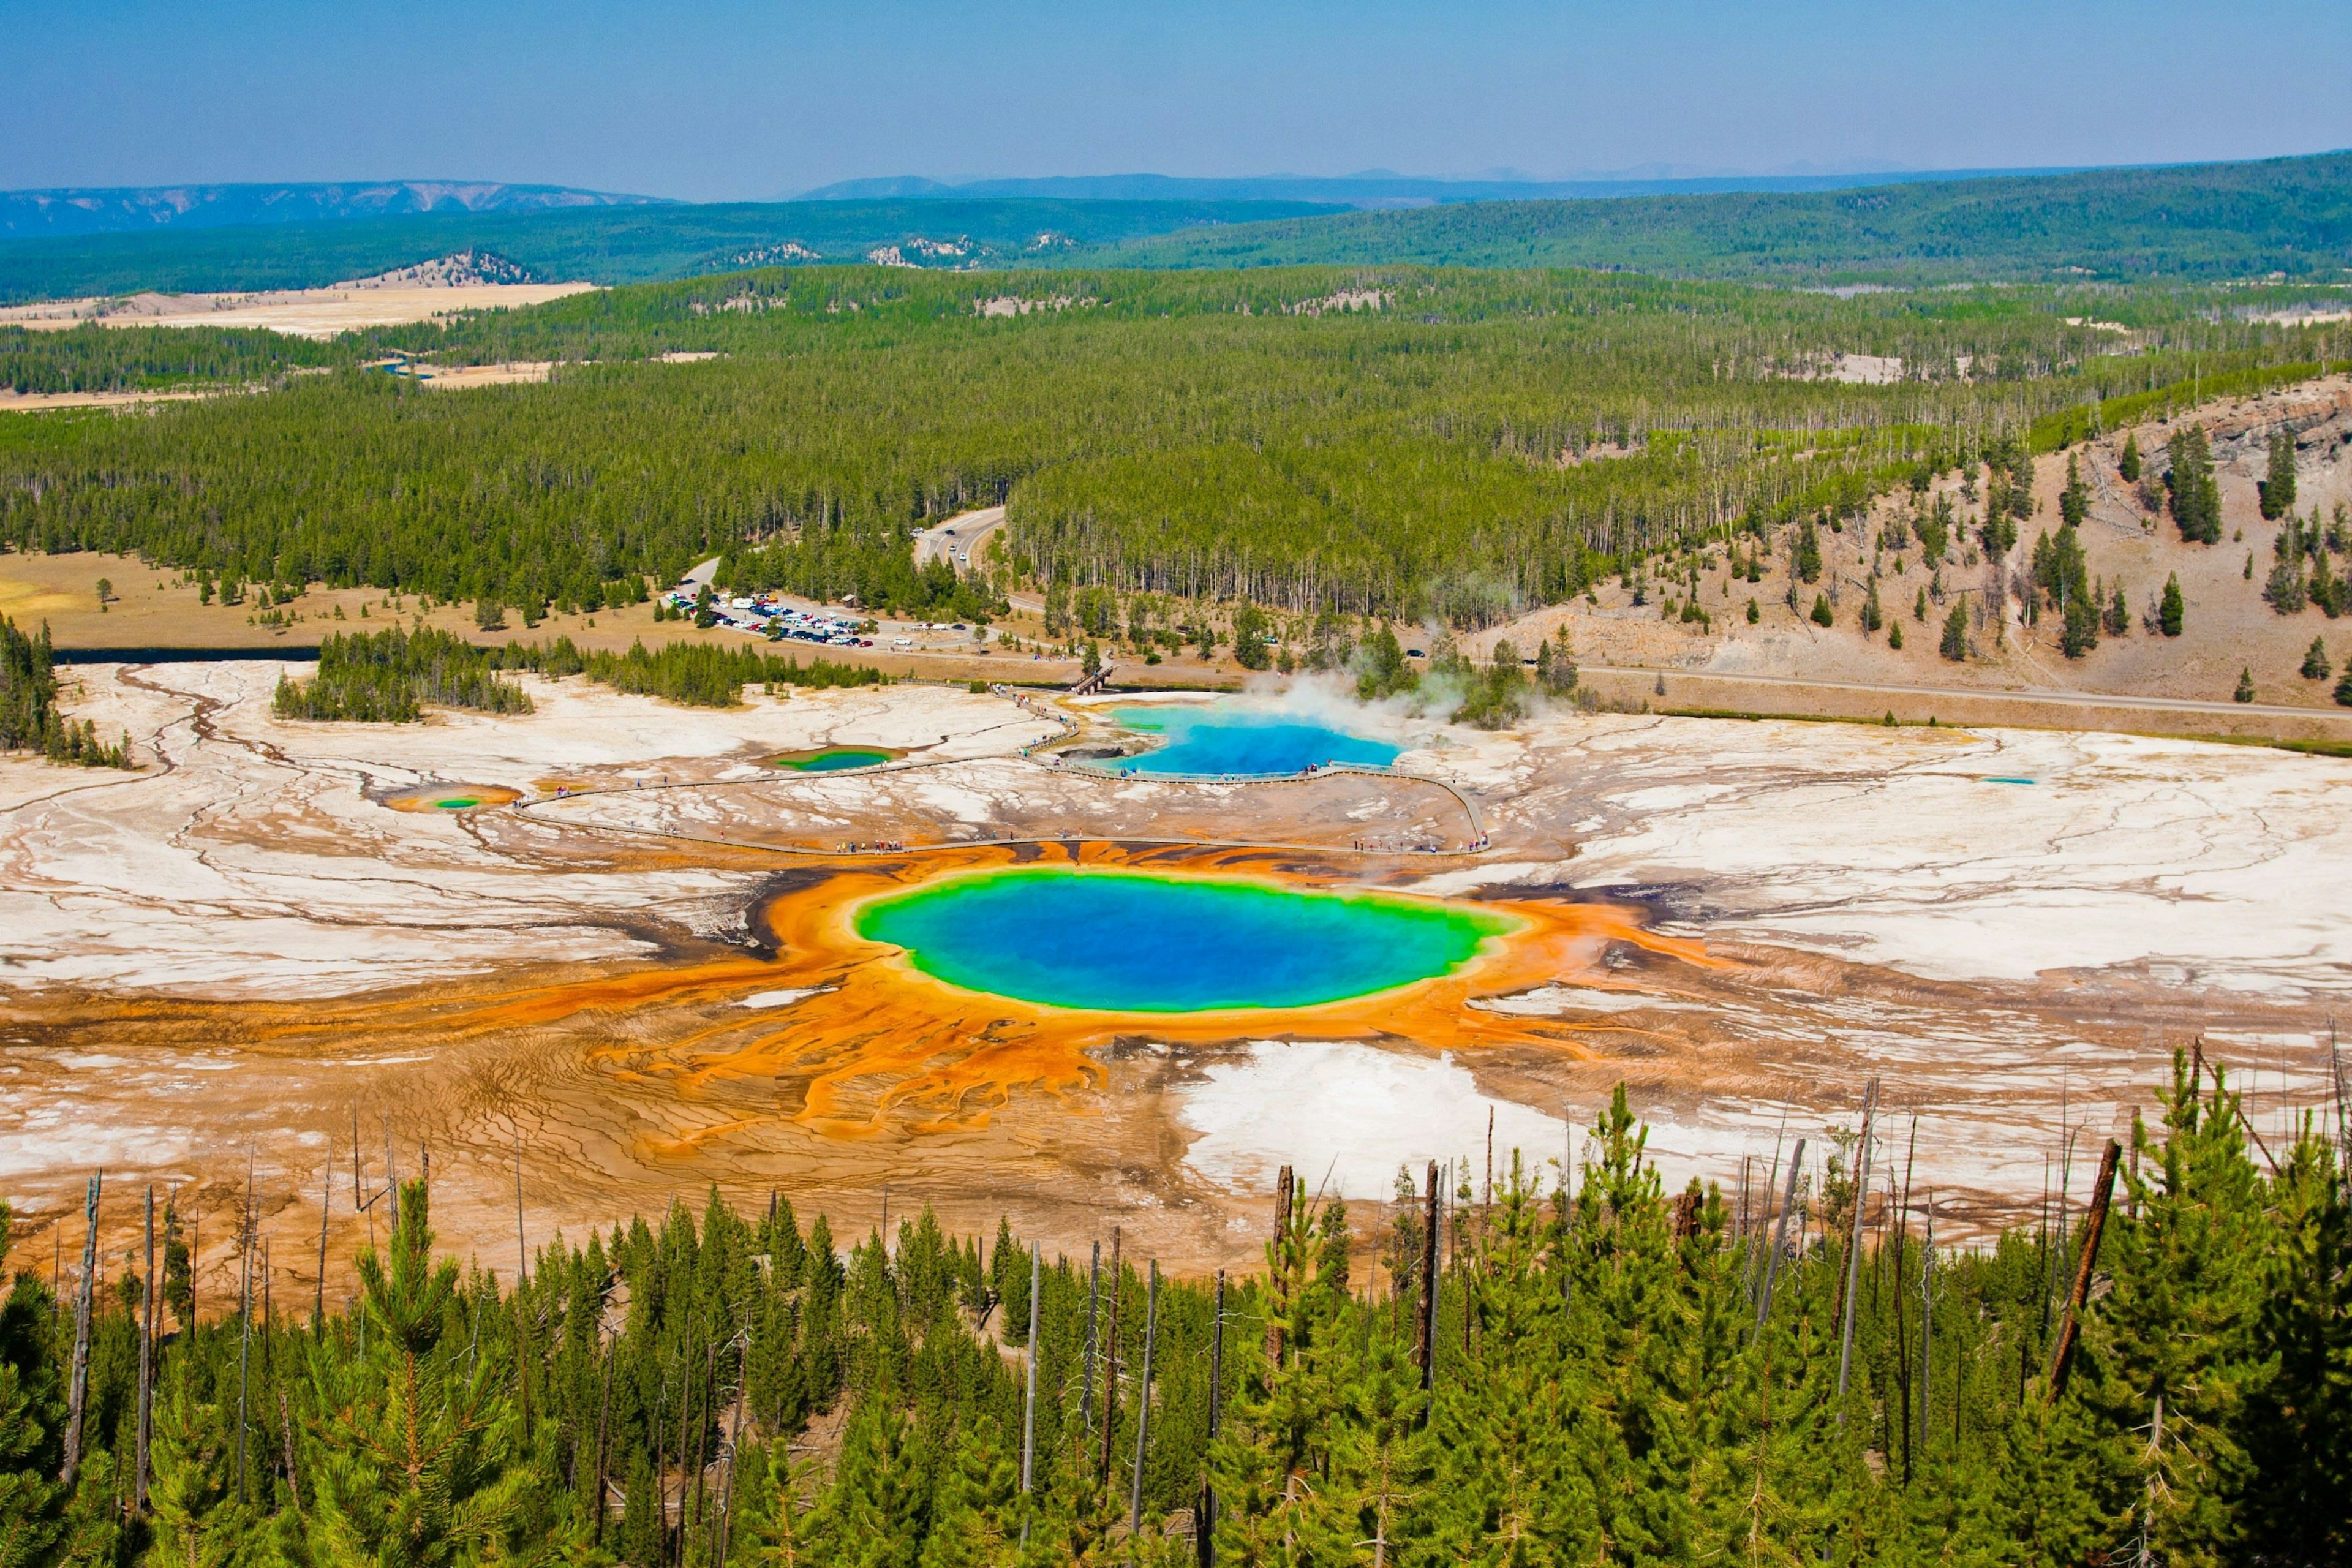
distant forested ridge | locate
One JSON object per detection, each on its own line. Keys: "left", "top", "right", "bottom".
{"left": 5, "top": 153, "right": 2348, "bottom": 304}
{"left": 2, "top": 265, "right": 2339, "bottom": 629}
{"left": 0, "top": 199, "right": 1336, "bottom": 305}
{"left": 0, "top": 1057, "right": 2343, "bottom": 1564}
{"left": 1088, "top": 150, "right": 2352, "bottom": 284}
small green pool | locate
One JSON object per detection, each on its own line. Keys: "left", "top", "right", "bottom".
{"left": 435, "top": 797, "right": 480, "bottom": 809}
{"left": 770, "top": 747, "right": 897, "bottom": 773}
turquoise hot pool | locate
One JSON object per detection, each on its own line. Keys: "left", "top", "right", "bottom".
{"left": 1098, "top": 704, "right": 1401, "bottom": 777}
{"left": 853, "top": 867, "right": 1510, "bottom": 1012}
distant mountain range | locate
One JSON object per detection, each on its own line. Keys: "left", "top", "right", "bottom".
{"left": 3, "top": 152, "right": 2348, "bottom": 304}
{"left": 793, "top": 167, "right": 2094, "bottom": 208}
{"left": 1086, "top": 150, "right": 2352, "bottom": 282}
{"left": 0, "top": 198, "right": 1331, "bottom": 303}
{"left": 0, "top": 181, "right": 671, "bottom": 241}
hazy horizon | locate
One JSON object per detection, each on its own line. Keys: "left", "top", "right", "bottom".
{"left": 0, "top": 157, "right": 2190, "bottom": 204}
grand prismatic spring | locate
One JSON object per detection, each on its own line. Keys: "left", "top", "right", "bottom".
{"left": 2, "top": 668, "right": 2349, "bottom": 1284}
{"left": 854, "top": 866, "right": 1512, "bottom": 1012}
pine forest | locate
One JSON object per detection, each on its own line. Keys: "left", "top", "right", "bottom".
{"left": 3, "top": 266, "right": 2343, "bottom": 629}
{"left": 1, "top": 1054, "right": 2345, "bottom": 1566}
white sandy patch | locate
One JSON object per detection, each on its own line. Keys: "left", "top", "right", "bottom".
{"left": 738, "top": 987, "right": 821, "bottom": 1009}
{"left": 1, "top": 387, "right": 232, "bottom": 412}
{"left": 1830, "top": 353, "right": 1904, "bottom": 385}
{"left": 0, "top": 283, "right": 596, "bottom": 340}
{"left": 1470, "top": 984, "right": 1703, "bottom": 1016}
{"left": 1177, "top": 1040, "right": 1566, "bottom": 1199}
{"left": 409, "top": 361, "right": 555, "bottom": 390}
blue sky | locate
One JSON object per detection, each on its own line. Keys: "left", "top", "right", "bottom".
{"left": 6, "top": 0, "right": 2348, "bottom": 200}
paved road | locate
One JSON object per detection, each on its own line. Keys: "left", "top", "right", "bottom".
{"left": 914, "top": 505, "right": 1006, "bottom": 575}
{"left": 1583, "top": 663, "right": 2352, "bottom": 723}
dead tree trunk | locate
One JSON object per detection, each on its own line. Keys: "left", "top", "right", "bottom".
{"left": 1079, "top": 1239, "right": 1100, "bottom": 1440}
{"left": 1098, "top": 1227, "right": 1122, "bottom": 1483}
{"left": 1200, "top": 1270, "right": 1223, "bottom": 1568}
{"left": 1020, "top": 1245, "right": 1039, "bottom": 1498}
{"left": 1417, "top": 1160, "right": 1440, "bottom": 1396}
{"left": 2048, "top": 1140, "right": 2122, "bottom": 1398}
{"left": 1835, "top": 1080, "right": 1880, "bottom": 1417}
{"left": 592, "top": 1322, "right": 616, "bottom": 1545}
{"left": 236, "top": 1160, "right": 253, "bottom": 1505}
{"left": 1265, "top": 1165, "right": 1293, "bottom": 1366}
{"left": 1753, "top": 1139, "right": 1806, "bottom": 1340}
{"left": 1918, "top": 1198, "right": 1936, "bottom": 1455}
{"left": 1128, "top": 1261, "right": 1159, "bottom": 1535}
{"left": 314, "top": 1144, "right": 331, "bottom": 1337}
{"left": 61, "top": 1173, "right": 100, "bottom": 1487}
{"left": 136, "top": 1184, "right": 154, "bottom": 1515}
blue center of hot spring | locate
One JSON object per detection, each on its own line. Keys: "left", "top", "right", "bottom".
{"left": 853, "top": 867, "right": 1509, "bottom": 1012}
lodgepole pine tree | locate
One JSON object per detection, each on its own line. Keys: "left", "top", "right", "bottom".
{"left": 1209, "top": 1177, "right": 1342, "bottom": 1564}
{"left": 1940, "top": 602, "right": 1969, "bottom": 661}
{"left": 2259, "top": 429, "right": 2297, "bottom": 520}
{"left": 2079, "top": 1057, "right": 2267, "bottom": 1564}
{"left": 915, "top": 1413, "right": 1019, "bottom": 1568}
{"left": 2234, "top": 1121, "right": 2352, "bottom": 1564}
{"left": 0, "top": 1203, "right": 62, "bottom": 1568}
{"left": 304, "top": 1178, "right": 534, "bottom": 1566}
{"left": 142, "top": 1368, "right": 237, "bottom": 1568}
{"left": 798, "top": 1398, "right": 928, "bottom": 1568}
{"left": 2060, "top": 453, "right": 2090, "bottom": 529}
{"left": 2168, "top": 425, "right": 2222, "bottom": 544}
{"left": 1316, "top": 1332, "right": 1433, "bottom": 1567}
